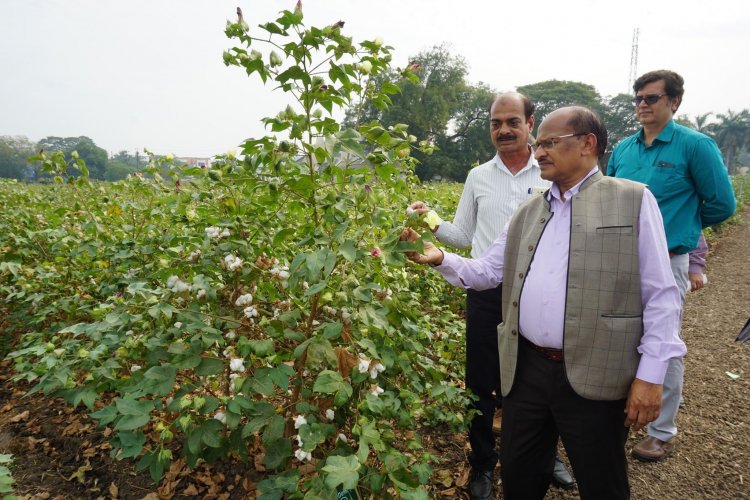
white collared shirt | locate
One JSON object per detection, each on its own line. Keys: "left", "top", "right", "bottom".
{"left": 435, "top": 152, "right": 551, "bottom": 257}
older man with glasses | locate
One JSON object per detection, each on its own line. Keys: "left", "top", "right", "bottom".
{"left": 608, "top": 70, "right": 736, "bottom": 463}
{"left": 403, "top": 106, "right": 686, "bottom": 499}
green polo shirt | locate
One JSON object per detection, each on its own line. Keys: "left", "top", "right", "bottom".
{"left": 608, "top": 120, "right": 736, "bottom": 254}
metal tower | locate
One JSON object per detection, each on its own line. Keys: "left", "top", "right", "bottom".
{"left": 627, "top": 28, "right": 639, "bottom": 93}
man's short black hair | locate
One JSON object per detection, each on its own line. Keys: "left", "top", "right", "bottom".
{"left": 634, "top": 70, "right": 684, "bottom": 110}
{"left": 566, "top": 106, "right": 607, "bottom": 159}
{"left": 489, "top": 92, "right": 535, "bottom": 120}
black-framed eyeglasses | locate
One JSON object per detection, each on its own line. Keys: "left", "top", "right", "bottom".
{"left": 632, "top": 94, "right": 668, "bottom": 105}
{"left": 532, "top": 133, "right": 587, "bottom": 151}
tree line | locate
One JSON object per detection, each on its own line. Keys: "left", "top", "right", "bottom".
{"left": 0, "top": 135, "right": 144, "bottom": 182}
{"left": 348, "top": 45, "right": 750, "bottom": 181}
{"left": 3, "top": 45, "right": 749, "bottom": 183}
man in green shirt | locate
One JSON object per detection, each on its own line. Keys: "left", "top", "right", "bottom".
{"left": 608, "top": 69, "right": 736, "bottom": 462}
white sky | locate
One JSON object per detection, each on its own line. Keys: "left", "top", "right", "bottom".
{"left": 1, "top": 0, "right": 748, "bottom": 157}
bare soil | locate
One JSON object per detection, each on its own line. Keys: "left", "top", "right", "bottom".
{"left": 1, "top": 207, "right": 748, "bottom": 499}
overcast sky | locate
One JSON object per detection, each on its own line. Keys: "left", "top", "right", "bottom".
{"left": 1, "top": 0, "right": 748, "bottom": 157}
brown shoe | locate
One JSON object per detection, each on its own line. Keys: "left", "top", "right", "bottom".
{"left": 632, "top": 436, "right": 675, "bottom": 462}
{"left": 492, "top": 408, "right": 502, "bottom": 435}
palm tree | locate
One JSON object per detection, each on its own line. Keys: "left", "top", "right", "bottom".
{"left": 712, "top": 109, "right": 750, "bottom": 174}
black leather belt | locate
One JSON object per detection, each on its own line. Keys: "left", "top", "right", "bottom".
{"left": 521, "top": 335, "right": 564, "bottom": 362}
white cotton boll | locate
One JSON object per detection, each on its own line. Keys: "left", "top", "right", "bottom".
{"left": 229, "top": 358, "right": 245, "bottom": 372}
{"left": 294, "top": 449, "right": 312, "bottom": 461}
{"left": 229, "top": 373, "right": 240, "bottom": 392}
{"left": 294, "top": 415, "right": 307, "bottom": 429}
{"left": 173, "top": 280, "right": 192, "bottom": 293}
{"left": 243, "top": 306, "right": 258, "bottom": 319}
{"left": 357, "top": 356, "right": 370, "bottom": 374}
{"left": 167, "top": 276, "right": 179, "bottom": 288}
{"left": 338, "top": 433, "right": 347, "bottom": 442}
{"left": 125, "top": 330, "right": 134, "bottom": 336}
{"left": 214, "top": 411, "right": 227, "bottom": 424}
{"left": 277, "top": 270, "right": 290, "bottom": 280}
{"left": 131, "top": 364, "right": 142, "bottom": 372}
{"left": 370, "top": 386, "right": 384, "bottom": 397}
{"left": 221, "top": 228, "right": 230, "bottom": 238}
{"left": 235, "top": 293, "right": 253, "bottom": 307}
{"left": 225, "top": 330, "right": 236, "bottom": 340}
{"left": 197, "top": 289, "right": 206, "bottom": 299}
{"left": 369, "top": 362, "right": 385, "bottom": 379}
{"left": 295, "top": 434, "right": 303, "bottom": 446}
{"left": 174, "top": 322, "right": 182, "bottom": 329}
{"left": 325, "top": 409, "right": 335, "bottom": 421}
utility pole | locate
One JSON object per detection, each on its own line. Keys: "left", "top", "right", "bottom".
{"left": 627, "top": 28, "right": 639, "bottom": 94}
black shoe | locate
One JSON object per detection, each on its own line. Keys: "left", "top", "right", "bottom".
{"left": 469, "top": 469, "right": 494, "bottom": 499}
{"left": 551, "top": 455, "right": 575, "bottom": 489}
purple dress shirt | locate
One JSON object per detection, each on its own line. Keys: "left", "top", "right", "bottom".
{"left": 435, "top": 167, "right": 687, "bottom": 385}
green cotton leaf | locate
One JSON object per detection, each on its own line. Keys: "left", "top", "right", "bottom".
{"left": 248, "top": 368, "right": 275, "bottom": 396}
{"left": 272, "top": 227, "right": 296, "bottom": 246}
{"left": 90, "top": 404, "right": 118, "bottom": 426}
{"left": 147, "top": 303, "right": 177, "bottom": 320}
{"left": 305, "top": 281, "right": 328, "bottom": 296}
{"left": 276, "top": 65, "right": 310, "bottom": 86}
{"left": 142, "top": 365, "right": 177, "bottom": 396}
{"left": 257, "top": 469, "right": 300, "bottom": 496}
{"left": 305, "top": 338, "right": 337, "bottom": 369}
{"left": 381, "top": 81, "right": 401, "bottom": 95}
{"left": 115, "top": 398, "right": 154, "bottom": 416}
{"left": 323, "top": 455, "right": 361, "bottom": 491}
{"left": 268, "top": 364, "right": 294, "bottom": 391}
{"left": 262, "top": 414, "right": 285, "bottom": 443}
{"left": 244, "top": 402, "right": 276, "bottom": 436}
{"left": 250, "top": 338, "right": 275, "bottom": 357}
{"left": 299, "top": 422, "right": 332, "bottom": 452}
{"left": 115, "top": 430, "right": 147, "bottom": 459}
{"left": 338, "top": 239, "right": 357, "bottom": 262}
{"left": 116, "top": 413, "right": 151, "bottom": 431}
{"left": 333, "top": 128, "right": 366, "bottom": 159}
{"left": 322, "top": 321, "right": 343, "bottom": 340}
{"left": 195, "top": 357, "right": 224, "bottom": 376}
{"left": 398, "top": 487, "right": 431, "bottom": 500}
{"left": 313, "top": 370, "right": 353, "bottom": 406}
{"left": 263, "top": 437, "right": 292, "bottom": 469}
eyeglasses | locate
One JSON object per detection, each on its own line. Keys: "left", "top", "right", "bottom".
{"left": 632, "top": 94, "right": 668, "bottom": 105}
{"left": 532, "top": 133, "right": 587, "bottom": 151}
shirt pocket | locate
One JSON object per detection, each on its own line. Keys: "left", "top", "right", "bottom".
{"left": 646, "top": 160, "right": 689, "bottom": 193}
{"left": 595, "top": 225, "right": 633, "bottom": 234}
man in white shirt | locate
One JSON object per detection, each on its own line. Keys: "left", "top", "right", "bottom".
{"left": 409, "top": 92, "right": 572, "bottom": 499}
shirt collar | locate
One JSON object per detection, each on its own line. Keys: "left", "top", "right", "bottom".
{"left": 494, "top": 148, "right": 538, "bottom": 175}
{"left": 548, "top": 166, "right": 600, "bottom": 202}
{"left": 637, "top": 119, "right": 676, "bottom": 144}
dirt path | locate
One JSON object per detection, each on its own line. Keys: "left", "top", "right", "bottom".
{"left": 1, "top": 209, "right": 749, "bottom": 499}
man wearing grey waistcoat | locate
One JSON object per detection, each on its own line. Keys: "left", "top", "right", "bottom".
{"left": 403, "top": 106, "right": 686, "bottom": 499}
{"left": 408, "top": 92, "right": 572, "bottom": 498}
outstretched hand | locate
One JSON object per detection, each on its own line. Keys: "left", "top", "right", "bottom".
{"left": 400, "top": 227, "right": 444, "bottom": 266}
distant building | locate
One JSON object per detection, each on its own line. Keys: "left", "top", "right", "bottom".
{"left": 176, "top": 156, "right": 213, "bottom": 168}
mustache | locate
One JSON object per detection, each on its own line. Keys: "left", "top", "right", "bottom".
{"left": 496, "top": 134, "right": 516, "bottom": 142}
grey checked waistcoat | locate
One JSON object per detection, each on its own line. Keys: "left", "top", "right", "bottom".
{"left": 498, "top": 171, "right": 645, "bottom": 400}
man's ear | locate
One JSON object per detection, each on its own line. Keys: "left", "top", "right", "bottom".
{"left": 670, "top": 96, "right": 681, "bottom": 112}
{"left": 581, "top": 133, "right": 598, "bottom": 156}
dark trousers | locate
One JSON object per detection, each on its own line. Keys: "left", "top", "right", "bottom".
{"left": 465, "top": 285, "right": 503, "bottom": 472}
{"left": 500, "top": 337, "right": 630, "bottom": 500}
